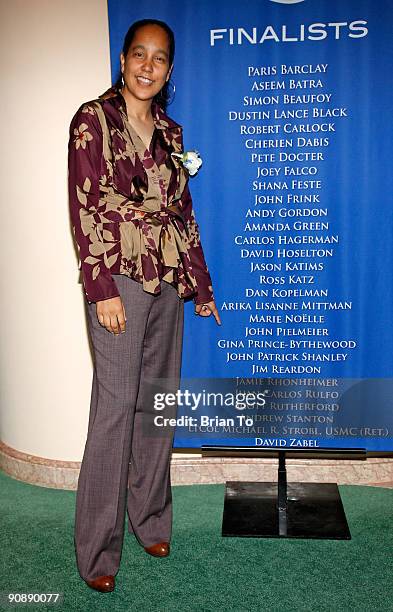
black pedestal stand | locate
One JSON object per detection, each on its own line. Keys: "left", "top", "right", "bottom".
{"left": 201, "top": 446, "right": 366, "bottom": 540}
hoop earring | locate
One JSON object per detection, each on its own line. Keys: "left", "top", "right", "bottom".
{"left": 167, "top": 79, "right": 176, "bottom": 104}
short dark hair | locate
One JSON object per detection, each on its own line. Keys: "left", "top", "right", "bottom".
{"left": 114, "top": 18, "right": 175, "bottom": 111}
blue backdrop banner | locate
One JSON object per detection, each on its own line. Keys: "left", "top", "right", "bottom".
{"left": 107, "top": 0, "right": 393, "bottom": 451}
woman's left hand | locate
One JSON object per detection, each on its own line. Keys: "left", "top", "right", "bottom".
{"left": 194, "top": 300, "right": 221, "bottom": 325}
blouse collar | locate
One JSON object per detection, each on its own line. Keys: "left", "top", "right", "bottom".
{"left": 99, "top": 85, "right": 182, "bottom": 132}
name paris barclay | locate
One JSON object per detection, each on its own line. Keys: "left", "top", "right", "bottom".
{"left": 210, "top": 21, "right": 368, "bottom": 46}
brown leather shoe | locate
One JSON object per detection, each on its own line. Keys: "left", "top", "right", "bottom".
{"left": 144, "top": 542, "right": 170, "bottom": 557}
{"left": 85, "top": 575, "right": 115, "bottom": 592}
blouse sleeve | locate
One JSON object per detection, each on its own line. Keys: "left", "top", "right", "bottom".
{"left": 178, "top": 157, "right": 214, "bottom": 305}
{"left": 68, "top": 103, "right": 120, "bottom": 304}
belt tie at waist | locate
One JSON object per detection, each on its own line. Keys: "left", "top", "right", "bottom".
{"left": 141, "top": 208, "right": 189, "bottom": 269}
{"left": 97, "top": 192, "right": 198, "bottom": 297}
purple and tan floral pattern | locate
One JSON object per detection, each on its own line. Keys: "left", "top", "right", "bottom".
{"left": 68, "top": 87, "right": 214, "bottom": 305}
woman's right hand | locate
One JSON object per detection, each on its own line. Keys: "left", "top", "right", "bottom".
{"left": 96, "top": 296, "right": 127, "bottom": 334}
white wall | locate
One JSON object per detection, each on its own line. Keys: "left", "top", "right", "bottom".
{"left": 0, "top": 0, "right": 113, "bottom": 460}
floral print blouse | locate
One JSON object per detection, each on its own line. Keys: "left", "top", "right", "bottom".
{"left": 68, "top": 86, "right": 214, "bottom": 305}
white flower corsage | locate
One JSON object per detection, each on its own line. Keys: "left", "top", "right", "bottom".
{"left": 171, "top": 150, "right": 202, "bottom": 176}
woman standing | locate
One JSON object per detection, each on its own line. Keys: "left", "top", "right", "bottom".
{"left": 68, "top": 18, "right": 220, "bottom": 592}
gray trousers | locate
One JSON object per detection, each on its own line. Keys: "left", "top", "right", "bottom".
{"left": 74, "top": 275, "right": 184, "bottom": 581}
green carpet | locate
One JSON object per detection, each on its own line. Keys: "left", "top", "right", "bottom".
{"left": 0, "top": 470, "right": 392, "bottom": 612}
